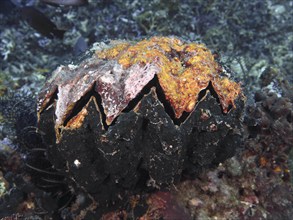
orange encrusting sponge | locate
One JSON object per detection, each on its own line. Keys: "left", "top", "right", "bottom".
{"left": 97, "top": 36, "right": 241, "bottom": 117}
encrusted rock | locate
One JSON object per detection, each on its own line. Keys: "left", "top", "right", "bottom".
{"left": 37, "top": 37, "right": 245, "bottom": 207}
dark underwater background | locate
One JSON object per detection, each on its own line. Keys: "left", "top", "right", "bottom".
{"left": 0, "top": 0, "right": 292, "bottom": 219}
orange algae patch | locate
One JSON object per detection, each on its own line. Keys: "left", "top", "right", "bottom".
{"left": 212, "top": 77, "right": 242, "bottom": 113}
{"left": 96, "top": 36, "right": 241, "bottom": 117}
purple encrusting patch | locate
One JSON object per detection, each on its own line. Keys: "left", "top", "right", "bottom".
{"left": 96, "top": 62, "right": 159, "bottom": 124}
{"left": 37, "top": 55, "right": 159, "bottom": 130}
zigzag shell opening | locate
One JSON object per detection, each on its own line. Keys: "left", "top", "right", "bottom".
{"left": 96, "top": 36, "right": 241, "bottom": 117}
{"left": 37, "top": 36, "right": 242, "bottom": 141}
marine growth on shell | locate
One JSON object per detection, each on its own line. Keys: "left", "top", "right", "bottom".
{"left": 38, "top": 36, "right": 241, "bottom": 141}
